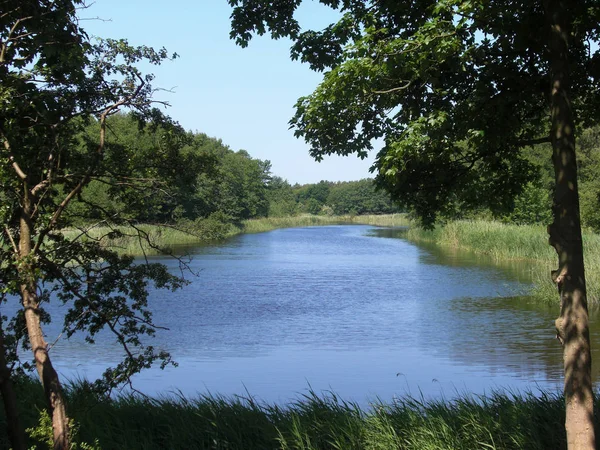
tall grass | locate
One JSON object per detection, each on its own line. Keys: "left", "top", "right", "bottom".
{"left": 403, "top": 220, "right": 600, "bottom": 304}
{"left": 2, "top": 378, "right": 574, "bottom": 450}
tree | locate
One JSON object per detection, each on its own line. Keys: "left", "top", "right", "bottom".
{"left": 228, "top": 1, "right": 600, "bottom": 447}
{"left": 267, "top": 176, "right": 297, "bottom": 217}
{"left": 196, "top": 148, "right": 271, "bottom": 223}
{"left": 68, "top": 113, "right": 218, "bottom": 224}
{"left": 1, "top": 2, "right": 184, "bottom": 448}
{"left": 295, "top": 180, "right": 331, "bottom": 214}
{"left": 327, "top": 179, "right": 398, "bottom": 215}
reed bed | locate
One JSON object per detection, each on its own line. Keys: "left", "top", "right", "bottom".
{"left": 3, "top": 378, "right": 573, "bottom": 450}
{"left": 403, "top": 220, "right": 600, "bottom": 304}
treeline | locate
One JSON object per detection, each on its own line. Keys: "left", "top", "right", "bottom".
{"left": 499, "top": 126, "right": 600, "bottom": 230}
{"left": 269, "top": 178, "right": 400, "bottom": 217}
{"left": 67, "top": 113, "right": 399, "bottom": 232}
{"left": 69, "top": 114, "right": 600, "bottom": 234}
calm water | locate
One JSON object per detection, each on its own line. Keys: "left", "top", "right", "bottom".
{"left": 41, "top": 225, "right": 600, "bottom": 404}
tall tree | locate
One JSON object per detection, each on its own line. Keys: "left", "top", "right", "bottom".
{"left": 1, "top": 2, "right": 183, "bottom": 448}
{"left": 228, "top": 1, "right": 600, "bottom": 448}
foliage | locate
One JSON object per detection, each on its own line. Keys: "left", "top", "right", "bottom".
{"left": 284, "top": 179, "right": 400, "bottom": 217}
{"left": 266, "top": 177, "right": 298, "bottom": 217}
{"left": 502, "top": 181, "right": 552, "bottom": 226}
{"left": 26, "top": 409, "right": 100, "bottom": 450}
{"left": 326, "top": 179, "right": 400, "bottom": 216}
{"left": 0, "top": 3, "right": 190, "bottom": 445}
{"left": 228, "top": 0, "right": 600, "bottom": 227}
{"left": 65, "top": 116, "right": 275, "bottom": 227}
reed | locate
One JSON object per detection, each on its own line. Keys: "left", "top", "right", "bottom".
{"left": 3, "top": 378, "right": 573, "bottom": 450}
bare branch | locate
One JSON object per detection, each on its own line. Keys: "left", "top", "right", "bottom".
{"left": 515, "top": 136, "right": 551, "bottom": 147}
{"left": 1, "top": 136, "right": 27, "bottom": 180}
{"left": 0, "top": 15, "right": 34, "bottom": 64}
{"left": 3, "top": 226, "right": 18, "bottom": 255}
{"left": 373, "top": 80, "right": 412, "bottom": 94}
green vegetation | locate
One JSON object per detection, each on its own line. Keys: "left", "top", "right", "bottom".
{"left": 1, "top": 377, "right": 575, "bottom": 450}
{"left": 60, "top": 220, "right": 238, "bottom": 256}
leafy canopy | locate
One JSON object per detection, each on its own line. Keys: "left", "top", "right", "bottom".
{"left": 229, "top": 0, "right": 600, "bottom": 225}
{"left": 0, "top": 0, "right": 187, "bottom": 393}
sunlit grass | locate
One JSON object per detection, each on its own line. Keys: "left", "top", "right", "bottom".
{"left": 4, "top": 377, "right": 573, "bottom": 450}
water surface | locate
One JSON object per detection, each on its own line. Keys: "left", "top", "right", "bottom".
{"left": 44, "top": 225, "right": 593, "bottom": 404}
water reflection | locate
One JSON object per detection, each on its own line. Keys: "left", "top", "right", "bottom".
{"left": 43, "top": 225, "right": 589, "bottom": 404}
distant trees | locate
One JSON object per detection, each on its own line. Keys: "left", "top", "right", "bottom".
{"left": 326, "top": 179, "right": 399, "bottom": 216}
{"left": 263, "top": 178, "right": 400, "bottom": 217}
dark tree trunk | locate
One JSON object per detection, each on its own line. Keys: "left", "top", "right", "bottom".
{"left": 545, "top": 1, "right": 595, "bottom": 449}
{"left": 0, "top": 324, "right": 25, "bottom": 450}
{"left": 18, "top": 189, "right": 69, "bottom": 450}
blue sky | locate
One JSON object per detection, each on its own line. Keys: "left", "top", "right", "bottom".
{"left": 79, "top": 0, "right": 376, "bottom": 184}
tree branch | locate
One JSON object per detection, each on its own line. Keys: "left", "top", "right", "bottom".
{"left": 515, "top": 136, "right": 551, "bottom": 147}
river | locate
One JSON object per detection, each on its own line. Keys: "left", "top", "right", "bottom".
{"left": 44, "top": 225, "right": 598, "bottom": 405}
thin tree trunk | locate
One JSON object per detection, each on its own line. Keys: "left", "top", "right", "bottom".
{"left": 545, "top": 1, "right": 595, "bottom": 449}
{"left": 18, "top": 190, "right": 69, "bottom": 450}
{"left": 0, "top": 323, "right": 25, "bottom": 450}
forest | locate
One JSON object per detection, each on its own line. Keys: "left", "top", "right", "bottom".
{"left": 69, "top": 113, "right": 600, "bottom": 234}
{"left": 64, "top": 112, "right": 401, "bottom": 232}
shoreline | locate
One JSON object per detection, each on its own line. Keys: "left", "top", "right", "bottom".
{"left": 61, "top": 215, "right": 599, "bottom": 304}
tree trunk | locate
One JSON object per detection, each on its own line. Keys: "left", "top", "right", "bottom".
{"left": 545, "top": 1, "right": 595, "bottom": 449}
{"left": 18, "top": 191, "right": 69, "bottom": 450}
{"left": 0, "top": 323, "right": 25, "bottom": 450}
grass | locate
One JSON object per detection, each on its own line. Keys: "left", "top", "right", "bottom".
{"left": 1, "top": 377, "right": 575, "bottom": 450}
{"left": 402, "top": 220, "right": 600, "bottom": 304}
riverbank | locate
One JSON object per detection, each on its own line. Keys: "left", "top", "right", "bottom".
{"left": 5, "top": 378, "right": 569, "bottom": 450}
{"left": 60, "top": 214, "right": 411, "bottom": 256}
{"left": 398, "top": 220, "right": 600, "bottom": 304}
{"left": 61, "top": 215, "right": 599, "bottom": 304}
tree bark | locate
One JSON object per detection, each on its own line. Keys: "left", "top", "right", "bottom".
{"left": 545, "top": 1, "right": 595, "bottom": 449}
{"left": 0, "top": 323, "right": 25, "bottom": 450}
{"left": 18, "top": 189, "right": 69, "bottom": 450}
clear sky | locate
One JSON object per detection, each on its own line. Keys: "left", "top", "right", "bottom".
{"left": 79, "top": 0, "right": 376, "bottom": 185}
